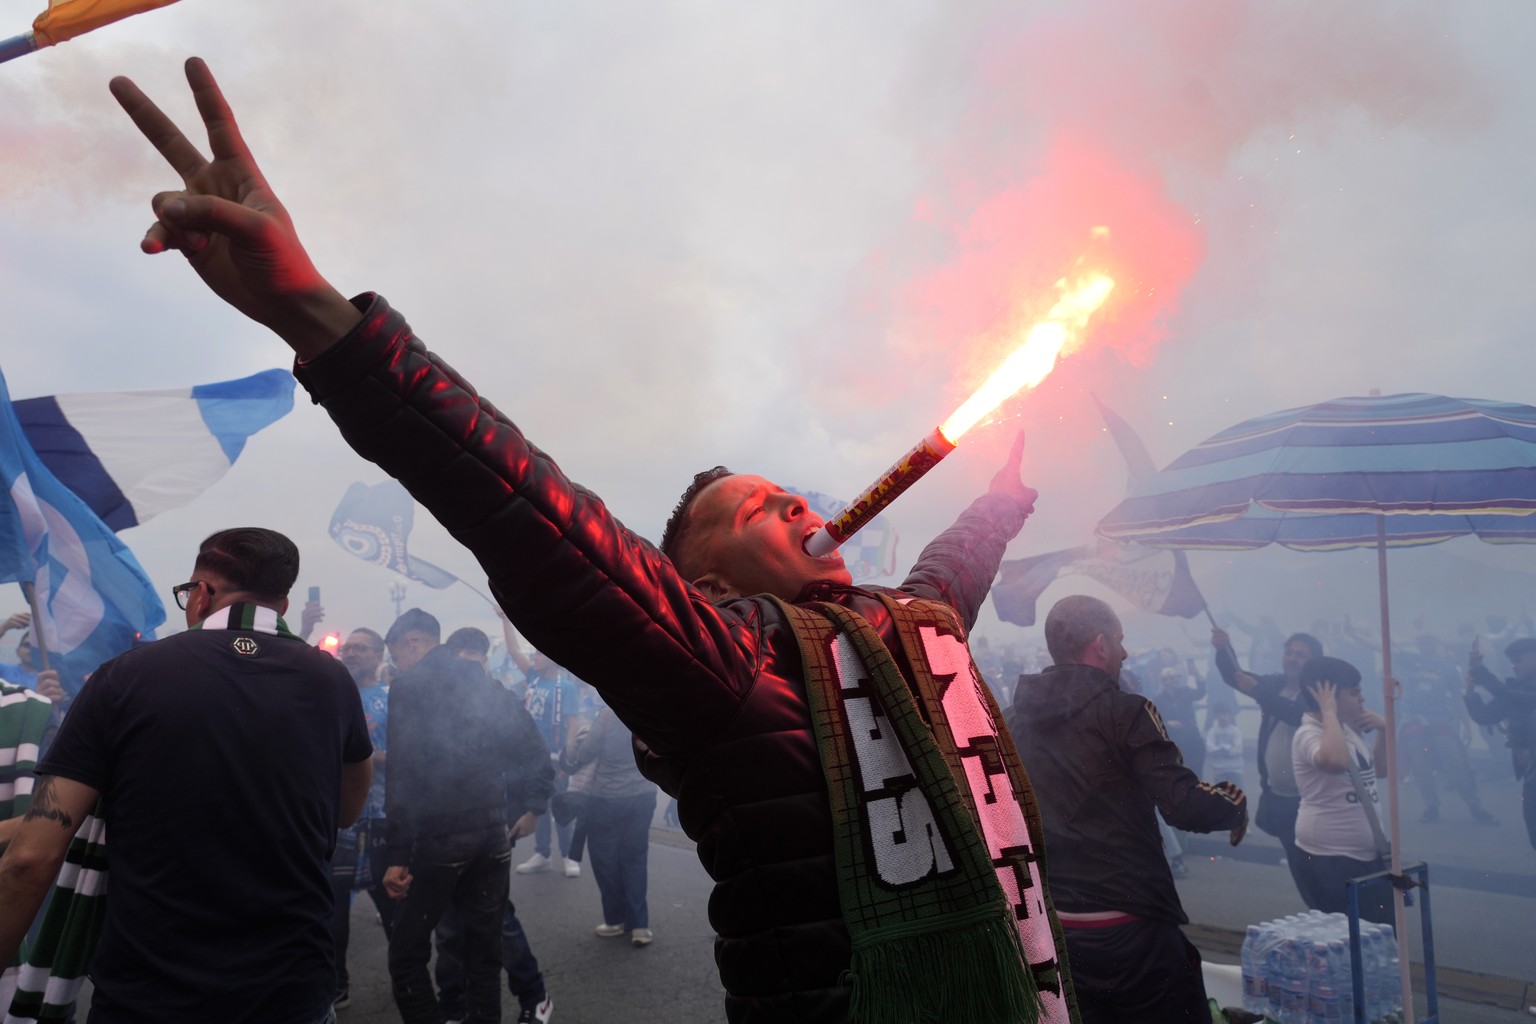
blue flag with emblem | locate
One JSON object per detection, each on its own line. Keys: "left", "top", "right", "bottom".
{"left": 329, "top": 480, "right": 459, "bottom": 589}
{"left": 0, "top": 367, "right": 165, "bottom": 684}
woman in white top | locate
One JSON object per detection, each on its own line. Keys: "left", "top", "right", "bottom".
{"left": 1291, "top": 656, "right": 1394, "bottom": 925}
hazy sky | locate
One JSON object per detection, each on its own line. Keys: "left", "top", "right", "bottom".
{"left": 3, "top": 0, "right": 1533, "bottom": 649}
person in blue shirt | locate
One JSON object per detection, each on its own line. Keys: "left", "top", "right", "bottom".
{"left": 328, "top": 627, "right": 395, "bottom": 1010}
{"left": 512, "top": 648, "right": 585, "bottom": 878}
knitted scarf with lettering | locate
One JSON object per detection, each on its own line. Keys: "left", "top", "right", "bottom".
{"left": 772, "top": 593, "right": 1053, "bottom": 1024}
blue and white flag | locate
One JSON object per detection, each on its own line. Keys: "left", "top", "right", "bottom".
{"left": 0, "top": 369, "right": 165, "bottom": 683}
{"left": 329, "top": 480, "right": 459, "bottom": 589}
{"left": 786, "top": 487, "right": 900, "bottom": 584}
{"left": 14, "top": 369, "right": 295, "bottom": 531}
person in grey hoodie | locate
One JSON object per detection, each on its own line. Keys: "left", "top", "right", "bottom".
{"left": 1005, "top": 595, "right": 1247, "bottom": 1024}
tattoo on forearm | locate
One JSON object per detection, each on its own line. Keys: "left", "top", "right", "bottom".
{"left": 23, "top": 776, "right": 75, "bottom": 832}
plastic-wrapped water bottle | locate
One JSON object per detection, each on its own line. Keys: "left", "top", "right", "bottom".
{"left": 1265, "top": 922, "right": 1288, "bottom": 1020}
{"left": 1360, "top": 925, "right": 1383, "bottom": 1023}
{"left": 1381, "top": 928, "right": 1403, "bottom": 1018}
{"left": 1241, "top": 924, "right": 1269, "bottom": 1015}
{"left": 1278, "top": 931, "right": 1310, "bottom": 1024}
{"left": 1328, "top": 940, "right": 1354, "bottom": 1024}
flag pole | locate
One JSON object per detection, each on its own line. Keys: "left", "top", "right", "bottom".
{"left": 0, "top": 32, "right": 37, "bottom": 64}
{"left": 1375, "top": 517, "right": 1414, "bottom": 1024}
{"left": 18, "top": 581, "right": 51, "bottom": 672}
{"left": 455, "top": 578, "right": 500, "bottom": 612}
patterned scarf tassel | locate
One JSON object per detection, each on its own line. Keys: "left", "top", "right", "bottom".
{"left": 847, "top": 912, "right": 1041, "bottom": 1024}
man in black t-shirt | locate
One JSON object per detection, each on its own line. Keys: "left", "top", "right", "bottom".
{"left": 0, "top": 528, "right": 373, "bottom": 1024}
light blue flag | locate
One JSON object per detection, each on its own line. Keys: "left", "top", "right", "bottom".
{"left": 13, "top": 369, "right": 295, "bottom": 531}
{"left": 0, "top": 368, "right": 165, "bottom": 684}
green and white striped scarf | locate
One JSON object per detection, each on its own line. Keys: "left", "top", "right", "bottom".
{"left": 1, "top": 681, "right": 100, "bottom": 1024}
{"left": 2, "top": 804, "right": 106, "bottom": 1024}
{"left": 771, "top": 594, "right": 1078, "bottom": 1024}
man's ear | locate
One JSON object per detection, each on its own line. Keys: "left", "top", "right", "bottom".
{"left": 692, "top": 573, "right": 738, "bottom": 603}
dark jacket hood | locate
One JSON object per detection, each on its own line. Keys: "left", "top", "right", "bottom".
{"left": 1012, "top": 662, "right": 1118, "bottom": 731}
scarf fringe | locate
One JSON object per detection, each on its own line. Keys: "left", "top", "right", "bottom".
{"left": 847, "top": 913, "right": 1041, "bottom": 1024}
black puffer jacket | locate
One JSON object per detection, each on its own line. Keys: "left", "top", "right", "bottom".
{"left": 1006, "top": 663, "right": 1246, "bottom": 924}
{"left": 294, "top": 294, "right": 1032, "bottom": 1024}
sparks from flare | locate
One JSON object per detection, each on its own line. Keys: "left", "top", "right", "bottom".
{"left": 938, "top": 272, "right": 1116, "bottom": 443}
{"left": 803, "top": 269, "right": 1116, "bottom": 557}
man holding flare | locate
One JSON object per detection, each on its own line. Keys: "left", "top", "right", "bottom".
{"left": 109, "top": 58, "right": 1082, "bottom": 1023}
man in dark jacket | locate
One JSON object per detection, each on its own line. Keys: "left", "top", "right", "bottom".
{"left": 111, "top": 60, "right": 1078, "bottom": 1024}
{"left": 380, "top": 610, "right": 554, "bottom": 1024}
{"left": 1007, "top": 595, "right": 1246, "bottom": 1024}
{"left": 1211, "top": 625, "right": 1321, "bottom": 900}
{"left": 1465, "top": 636, "right": 1536, "bottom": 852}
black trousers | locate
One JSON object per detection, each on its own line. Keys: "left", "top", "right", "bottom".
{"left": 1292, "top": 849, "right": 1394, "bottom": 925}
{"left": 387, "top": 823, "right": 512, "bottom": 1024}
{"left": 330, "top": 818, "right": 398, "bottom": 993}
{"left": 1063, "top": 917, "right": 1209, "bottom": 1024}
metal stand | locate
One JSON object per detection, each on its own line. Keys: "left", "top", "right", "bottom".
{"left": 1346, "top": 861, "right": 1437, "bottom": 1024}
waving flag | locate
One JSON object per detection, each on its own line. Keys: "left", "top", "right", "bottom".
{"left": 0, "top": 368, "right": 164, "bottom": 684}
{"left": 992, "top": 397, "right": 1206, "bottom": 626}
{"left": 329, "top": 481, "right": 459, "bottom": 589}
{"left": 13, "top": 370, "right": 294, "bottom": 532}
{"left": 993, "top": 539, "right": 1203, "bottom": 627}
{"left": 1, "top": 0, "right": 181, "bottom": 64}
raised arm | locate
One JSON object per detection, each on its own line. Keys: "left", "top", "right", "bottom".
{"left": 900, "top": 432, "right": 1036, "bottom": 628}
{"left": 1210, "top": 628, "right": 1260, "bottom": 697}
{"left": 1303, "top": 682, "right": 1352, "bottom": 774}
{"left": 114, "top": 59, "right": 760, "bottom": 757}
{"left": 110, "top": 58, "right": 361, "bottom": 357}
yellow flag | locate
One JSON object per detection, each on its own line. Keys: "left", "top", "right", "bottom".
{"left": 32, "top": 0, "right": 181, "bottom": 47}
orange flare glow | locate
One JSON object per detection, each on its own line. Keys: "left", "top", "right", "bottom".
{"left": 938, "top": 272, "right": 1116, "bottom": 443}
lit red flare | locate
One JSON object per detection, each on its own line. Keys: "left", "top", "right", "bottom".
{"left": 805, "top": 272, "right": 1115, "bottom": 557}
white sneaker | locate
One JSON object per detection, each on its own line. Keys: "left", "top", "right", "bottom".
{"left": 563, "top": 857, "right": 581, "bottom": 878}
{"left": 631, "top": 927, "right": 654, "bottom": 947}
{"left": 515, "top": 852, "right": 551, "bottom": 874}
{"left": 595, "top": 922, "right": 626, "bottom": 937}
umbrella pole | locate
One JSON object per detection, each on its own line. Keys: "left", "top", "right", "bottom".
{"left": 1376, "top": 519, "right": 1413, "bottom": 1023}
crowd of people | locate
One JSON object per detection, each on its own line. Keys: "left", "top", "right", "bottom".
{"left": 0, "top": 557, "right": 659, "bottom": 1024}
{"left": 0, "top": 56, "right": 1532, "bottom": 1024}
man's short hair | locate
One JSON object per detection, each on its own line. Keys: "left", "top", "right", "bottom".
{"left": 1043, "top": 595, "right": 1119, "bottom": 666}
{"left": 445, "top": 626, "right": 491, "bottom": 657}
{"left": 386, "top": 608, "right": 441, "bottom": 646}
{"left": 347, "top": 627, "right": 385, "bottom": 649}
{"left": 1285, "top": 632, "right": 1325, "bottom": 659}
{"left": 1298, "top": 656, "right": 1363, "bottom": 712}
{"left": 659, "top": 466, "right": 734, "bottom": 579}
{"left": 1505, "top": 637, "right": 1536, "bottom": 663}
{"left": 194, "top": 528, "right": 300, "bottom": 603}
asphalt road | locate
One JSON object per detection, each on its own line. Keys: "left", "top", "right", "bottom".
{"left": 323, "top": 787, "right": 1534, "bottom": 1024}
{"left": 73, "top": 767, "right": 1535, "bottom": 1022}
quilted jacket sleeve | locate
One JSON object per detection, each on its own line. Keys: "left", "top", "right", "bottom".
{"left": 293, "top": 294, "right": 758, "bottom": 757}
{"left": 897, "top": 490, "right": 1029, "bottom": 630}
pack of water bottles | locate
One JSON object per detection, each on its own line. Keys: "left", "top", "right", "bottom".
{"left": 1239, "top": 910, "right": 1403, "bottom": 1024}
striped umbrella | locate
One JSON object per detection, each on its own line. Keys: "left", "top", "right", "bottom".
{"left": 1096, "top": 392, "right": 1536, "bottom": 1023}
{"left": 1098, "top": 392, "right": 1536, "bottom": 544}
